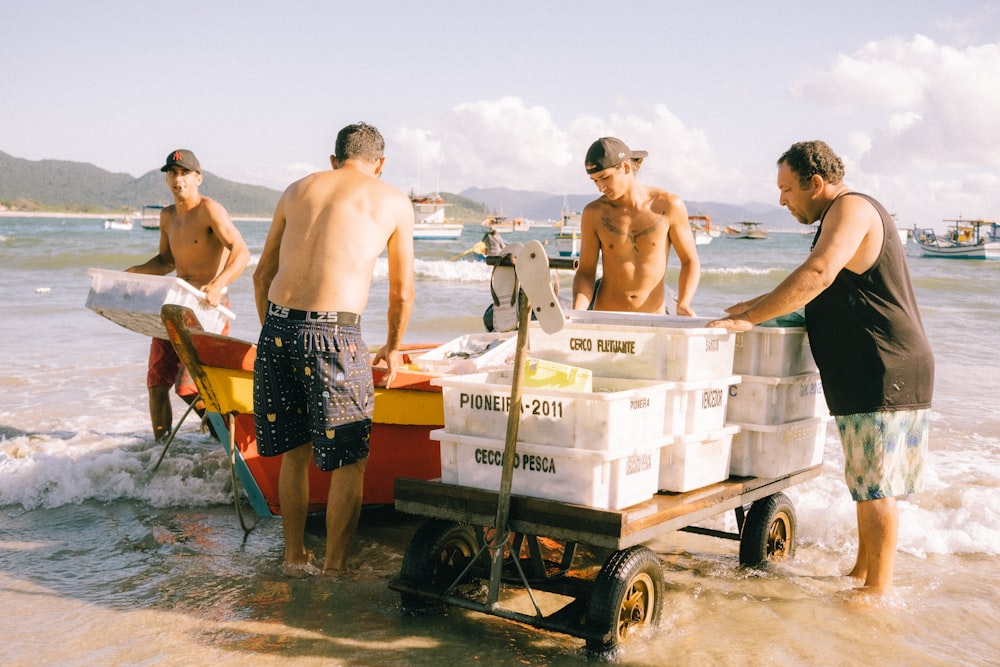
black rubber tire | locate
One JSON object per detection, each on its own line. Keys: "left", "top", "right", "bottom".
{"left": 585, "top": 545, "right": 664, "bottom": 653}
{"left": 739, "top": 492, "right": 797, "bottom": 568}
{"left": 399, "top": 519, "right": 480, "bottom": 613}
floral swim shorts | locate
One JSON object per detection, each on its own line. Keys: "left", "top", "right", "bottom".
{"left": 836, "top": 409, "right": 929, "bottom": 501}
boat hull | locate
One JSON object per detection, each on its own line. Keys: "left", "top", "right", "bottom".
{"left": 917, "top": 241, "right": 1000, "bottom": 259}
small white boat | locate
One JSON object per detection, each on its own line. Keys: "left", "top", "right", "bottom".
{"left": 915, "top": 219, "right": 1000, "bottom": 259}
{"left": 103, "top": 215, "right": 133, "bottom": 231}
{"left": 411, "top": 192, "right": 464, "bottom": 240}
{"left": 690, "top": 215, "right": 717, "bottom": 245}
{"left": 724, "top": 221, "right": 768, "bottom": 240}
{"left": 554, "top": 209, "right": 581, "bottom": 257}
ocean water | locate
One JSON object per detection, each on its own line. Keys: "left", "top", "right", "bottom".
{"left": 1, "top": 215, "right": 998, "bottom": 666}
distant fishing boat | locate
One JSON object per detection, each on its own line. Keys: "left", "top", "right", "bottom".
{"left": 411, "top": 192, "right": 464, "bottom": 240}
{"left": 915, "top": 219, "right": 1000, "bottom": 259}
{"left": 553, "top": 209, "right": 582, "bottom": 257}
{"left": 724, "top": 221, "right": 768, "bottom": 240}
{"left": 689, "top": 215, "right": 718, "bottom": 245}
{"left": 103, "top": 215, "right": 134, "bottom": 231}
{"left": 140, "top": 204, "right": 165, "bottom": 230}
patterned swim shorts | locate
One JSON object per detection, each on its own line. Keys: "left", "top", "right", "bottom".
{"left": 253, "top": 308, "right": 374, "bottom": 472}
{"left": 836, "top": 409, "right": 929, "bottom": 501}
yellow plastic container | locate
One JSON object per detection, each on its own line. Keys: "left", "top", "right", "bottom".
{"left": 522, "top": 357, "right": 593, "bottom": 392}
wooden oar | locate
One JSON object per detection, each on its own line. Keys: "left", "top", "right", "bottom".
{"left": 448, "top": 241, "right": 487, "bottom": 261}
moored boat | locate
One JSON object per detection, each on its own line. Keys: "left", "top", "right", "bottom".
{"left": 689, "top": 215, "right": 717, "bottom": 245}
{"left": 411, "top": 192, "right": 464, "bottom": 240}
{"left": 554, "top": 209, "right": 582, "bottom": 257}
{"left": 140, "top": 204, "right": 165, "bottom": 230}
{"left": 103, "top": 215, "right": 134, "bottom": 231}
{"left": 724, "top": 221, "right": 768, "bottom": 239}
{"left": 915, "top": 219, "right": 1000, "bottom": 259}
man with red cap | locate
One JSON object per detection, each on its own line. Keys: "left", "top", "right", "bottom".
{"left": 126, "top": 149, "right": 250, "bottom": 441}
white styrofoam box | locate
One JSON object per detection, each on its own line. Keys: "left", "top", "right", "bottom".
{"left": 728, "top": 417, "right": 830, "bottom": 478}
{"left": 85, "top": 268, "right": 235, "bottom": 339}
{"left": 412, "top": 332, "right": 516, "bottom": 375}
{"left": 433, "top": 371, "right": 675, "bottom": 450}
{"left": 433, "top": 429, "right": 667, "bottom": 510}
{"left": 528, "top": 311, "right": 735, "bottom": 382}
{"left": 726, "top": 373, "right": 828, "bottom": 425}
{"left": 658, "top": 424, "right": 739, "bottom": 492}
{"left": 665, "top": 375, "right": 741, "bottom": 435}
{"left": 732, "top": 326, "right": 817, "bottom": 376}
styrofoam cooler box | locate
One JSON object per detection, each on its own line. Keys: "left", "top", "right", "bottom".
{"left": 726, "top": 373, "right": 828, "bottom": 425}
{"left": 433, "top": 429, "right": 667, "bottom": 510}
{"left": 85, "top": 268, "right": 235, "bottom": 339}
{"left": 665, "top": 375, "right": 741, "bottom": 435}
{"left": 732, "top": 326, "right": 817, "bottom": 376}
{"left": 412, "top": 332, "right": 516, "bottom": 375}
{"left": 658, "top": 424, "right": 739, "bottom": 493}
{"left": 433, "top": 371, "right": 674, "bottom": 450}
{"left": 728, "top": 417, "right": 830, "bottom": 478}
{"left": 528, "top": 312, "right": 735, "bottom": 382}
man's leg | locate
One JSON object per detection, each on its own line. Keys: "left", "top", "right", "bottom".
{"left": 278, "top": 443, "right": 317, "bottom": 575}
{"left": 846, "top": 503, "right": 867, "bottom": 580}
{"left": 323, "top": 457, "right": 367, "bottom": 572}
{"left": 149, "top": 385, "right": 172, "bottom": 441}
{"left": 856, "top": 496, "right": 898, "bottom": 595}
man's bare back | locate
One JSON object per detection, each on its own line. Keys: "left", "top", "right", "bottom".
{"left": 257, "top": 164, "right": 415, "bottom": 317}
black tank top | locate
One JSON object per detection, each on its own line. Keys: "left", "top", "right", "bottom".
{"left": 804, "top": 192, "right": 934, "bottom": 415}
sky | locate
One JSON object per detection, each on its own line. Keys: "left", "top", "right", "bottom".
{"left": 2, "top": 1, "right": 999, "bottom": 227}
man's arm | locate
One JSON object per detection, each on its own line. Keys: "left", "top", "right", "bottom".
{"left": 125, "top": 209, "right": 175, "bottom": 275}
{"left": 709, "top": 199, "right": 871, "bottom": 330}
{"left": 572, "top": 206, "right": 602, "bottom": 310}
{"left": 202, "top": 200, "right": 250, "bottom": 307}
{"left": 253, "top": 196, "right": 288, "bottom": 324}
{"left": 372, "top": 196, "right": 416, "bottom": 387}
{"left": 665, "top": 197, "right": 700, "bottom": 316}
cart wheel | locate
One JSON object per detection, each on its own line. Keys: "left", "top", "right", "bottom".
{"left": 585, "top": 545, "right": 664, "bottom": 653}
{"left": 399, "top": 518, "right": 480, "bottom": 613}
{"left": 739, "top": 492, "right": 797, "bottom": 568}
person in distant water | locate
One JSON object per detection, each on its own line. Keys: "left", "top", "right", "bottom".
{"left": 708, "top": 140, "right": 934, "bottom": 601}
{"left": 482, "top": 227, "right": 506, "bottom": 256}
{"left": 573, "top": 137, "right": 700, "bottom": 314}
{"left": 126, "top": 149, "right": 250, "bottom": 441}
{"left": 252, "top": 122, "right": 415, "bottom": 577}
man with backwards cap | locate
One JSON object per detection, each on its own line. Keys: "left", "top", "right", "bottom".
{"left": 126, "top": 149, "right": 250, "bottom": 441}
{"left": 573, "top": 137, "right": 700, "bottom": 315}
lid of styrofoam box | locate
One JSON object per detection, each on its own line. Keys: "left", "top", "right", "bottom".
{"left": 559, "top": 309, "right": 727, "bottom": 331}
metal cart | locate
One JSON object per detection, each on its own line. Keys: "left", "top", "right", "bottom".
{"left": 388, "top": 244, "right": 821, "bottom": 653}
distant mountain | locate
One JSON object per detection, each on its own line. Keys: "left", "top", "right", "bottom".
{"left": 459, "top": 186, "right": 800, "bottom": 229}
{"left": 0, "top": 151, "right": 281, "bottom": 217}
{"left": 0, "top": 150, "right": 800, "bottom": 228}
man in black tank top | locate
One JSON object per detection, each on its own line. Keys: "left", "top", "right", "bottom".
{"left": 709, "top": 141, "right": 933, "bottom": 601}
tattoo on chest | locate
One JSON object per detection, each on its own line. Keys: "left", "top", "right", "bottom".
{"left": 601, "top": 214, "right": 662, "bottom": 252}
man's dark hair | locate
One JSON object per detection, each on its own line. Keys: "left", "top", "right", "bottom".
{"left": 778, "top": 140, "right": 845, "bottom": 187}
{"left": 335, "top": 122, "right": 385, "bottom": 162}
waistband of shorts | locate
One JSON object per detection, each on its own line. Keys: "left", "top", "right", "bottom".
{"left": 266, "top": 302, "right": 360, "bottom": 326}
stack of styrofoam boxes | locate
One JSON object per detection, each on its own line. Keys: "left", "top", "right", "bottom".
{"left": 430, "top": 359, "right": 676, "bottom": 510}
{"left": 727, "top": 325, "right": 830, "bottom": 478}
{"left": 527, "top": 310, "right": 741, "bottom": 494}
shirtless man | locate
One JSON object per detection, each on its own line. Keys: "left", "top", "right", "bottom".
{"left": 708, "top": 141, "right": 933, "bottom": 600}
{"left": 252, "top": 122, "right": 415, "bottom": 576}
{"left": 126, "top": 149, "right": 250, "bottom": 441}
{"left": 573, "top": 137, "right": 700, "bottom": 314}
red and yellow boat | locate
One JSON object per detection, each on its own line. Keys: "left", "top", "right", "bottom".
{"left": 160, "top": 304, "right": 443, "bottom": 518}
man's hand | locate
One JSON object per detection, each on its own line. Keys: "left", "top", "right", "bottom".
{"left": 371, "top": 345, "right": 401, "bottom": 388}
